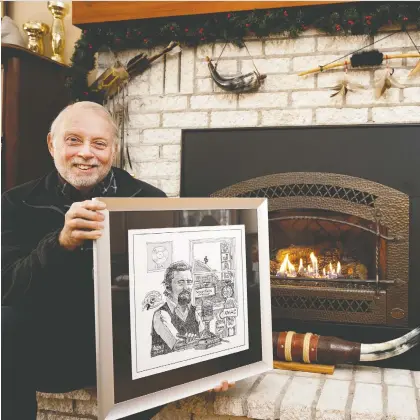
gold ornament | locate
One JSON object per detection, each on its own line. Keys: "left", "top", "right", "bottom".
{"left": 22, "top": 21, "right": 49, "bottom": 55}
{"left": 47, "top": 1, "right": 69, "bottom": 63}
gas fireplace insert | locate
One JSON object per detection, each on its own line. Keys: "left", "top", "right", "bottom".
{"left": 180, "top": 124, "right": 420, "bottom": 369}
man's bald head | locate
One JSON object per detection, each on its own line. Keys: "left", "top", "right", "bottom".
{"left": 50, "top": 101, "right": 119, "bottom": 149}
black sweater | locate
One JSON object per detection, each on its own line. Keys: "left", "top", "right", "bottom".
{"left": 1, "top": 168, "right": 166, "bottom": 334}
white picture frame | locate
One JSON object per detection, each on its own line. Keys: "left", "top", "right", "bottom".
{"left": 93, "top": 197, "right": 272, "bottom": 420}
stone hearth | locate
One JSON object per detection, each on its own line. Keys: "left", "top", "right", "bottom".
{"left": 37, "top": 365, "right": 420, "bottom": 419}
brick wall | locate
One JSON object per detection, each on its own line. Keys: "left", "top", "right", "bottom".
{"left": 97, "top": 30, "right": 420, "bottom": 197}
{"left": 36, "top": 29, "right": 420, "bottom": 419}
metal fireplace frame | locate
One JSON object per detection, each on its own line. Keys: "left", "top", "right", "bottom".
{"left": 212, "top": 172, "right": 410, "bottom": 327}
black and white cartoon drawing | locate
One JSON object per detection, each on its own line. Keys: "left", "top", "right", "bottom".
{"left": 142, "top": 291, "right": 163, "bottom": 311}
{"left": 129, "top": 225, "right": 248, "bottom": 379}
{"left": 151, "top": 261, "right": 206, "bottom": 357}
{"left": 147, "top": 241, "right": 172, "bottom": 272}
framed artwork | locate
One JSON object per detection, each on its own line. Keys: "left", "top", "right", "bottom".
{"left": 93, "top": 198, "right": 272, "bottom": 420}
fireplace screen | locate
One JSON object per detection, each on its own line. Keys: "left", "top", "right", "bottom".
{"left": 212, "top": 173, "right": 409, "bottom": 327}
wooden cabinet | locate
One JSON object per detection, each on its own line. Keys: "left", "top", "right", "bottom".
{"left": 1, "top": 43, "right": 71, "bottom": 192}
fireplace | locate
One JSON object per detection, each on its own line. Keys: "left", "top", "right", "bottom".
{"left": 180, "top": 123, "right": 420, "bottom": 369}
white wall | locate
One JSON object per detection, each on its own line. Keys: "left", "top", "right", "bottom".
{"left": 97, "top": 31, "right": 420, "bottom": 197}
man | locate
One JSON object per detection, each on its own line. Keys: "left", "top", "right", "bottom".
{"left": 152, "top": 261, "right": 204, "bottom": 356}
{"left": 2, "top": 102, "right": 231, "bottom": 420}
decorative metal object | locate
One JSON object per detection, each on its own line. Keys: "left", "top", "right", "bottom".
{"left": 206, "top": 56, "right": 266, "bottom": 93}
{"left": 273, "top": 327, "right": 420, "bottom": 364}
{"left": 47, "top": 1, "right": 68, "bottom": 63}
{"left": 22, "top": 21, "right": 49, "bottom": 55}
{"left": 89, "top": 41, "right": 180, "bottom": 102}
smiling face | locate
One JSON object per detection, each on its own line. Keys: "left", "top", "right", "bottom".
{"left": 47, "top": 105, "right": 116, "bottom": 192}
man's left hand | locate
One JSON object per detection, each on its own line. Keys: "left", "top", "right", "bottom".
{"left": 210, "top": 380, "right": 235, "bottom": 392}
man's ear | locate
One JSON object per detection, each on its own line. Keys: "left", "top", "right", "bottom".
{"left": 47, "top": 133, "right": 54, "bottom": 159}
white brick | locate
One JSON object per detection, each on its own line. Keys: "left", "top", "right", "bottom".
{"left": 261, "top": 109, "right": 312, "bottom": 126}
{"left": 197, "top": 44, "right": 213, "bottom": 59}
{"left": 293, "top": 55, "right": 341, "bottom": 72}
{"left": 316, "top": 108, "right": 368, "bottom": 124}
{"left": 372, "top": 106, "right": 420, "bottom": 123}
{"left": 413, "top": 371, "right": 420, "bottom": 388}
{"left": 264, "top": 74, "right": 315, "bottom": 91}
{"left": 161, "top": 145, "right": 180, "bottom": 161}
{"left": 332, "top": 365, "right": 354, "bottom": 381}
{"left": 214, "top": 41, "right": 262, "bottom": 58}
{"left": 395, "top": 68, "right": 420, "bottom": 85}
{"left": 374, "top": 32, "right": 420, "bottom": 49}
{"left": 128, "top": 77, "right": 150, "bottom": 96}
{"left": 384, "top": 368, "right": 413, "bottom": 387}
{"left": 247, "top": 373, "right": 289, "bottom": 419}
{"left": 238, "top": 92, "right": 288, "bottom": 109}
{"left": 316, "top": 379, "right": 350, "bottom": 420}
{"left": 129, "top": 113, "right": 160, "bottom": 129}
{"left": 346, "top": 88, "right": 400, "bottom": 106}
{"left": 74, "top": 399, "right": 98, "bottom": 416}
{"left": 241, "top": 58, "right": 291, "bottom": 74}
{"left": 165, "top": 53, "right": 180, "bottom": 94}
{"left": 130, "top": 96, "right": 187, "bottom": 113}
{"left": 294, "top": 371, "right": 323, "bottom": 379}
{"left": 163, "top": 112, "right": 208, "bottom": 128}
{"left": 210, "top": 111, "right": 258, "bottom": 128}
{"left": 125, "top": 129, "right": 141, "bottom": 146}
{"left": 160, "top": 178, "right": 180, "bottom": 197}
{"left": 317, "top": 35, "right": 370, "bottom": 53}
{"left": 214, "top": 376, "right": 260, "bottom": 417}
{"left": 292, "top": 90, "right": 343, "bottom": 108}
{"left": 196, "top": 59, "right": 238, "bottom": 77}
{"left": 138, "top": 161, "right": 179, "bottom": 178}
{"left": 317, "top": 71, "right": 371, "bottom": 89}
{"left": 96, "top": 51, "right": 113, "bottom": 68}
{"left": 404, "top": 87, "right": 420, "bottom": 103}
{"left": 38, "top": 397, "right": 73, "bottom": 413}
{"left": 407, "top": 52, "right": 420, "bottom": 68}
{"left": 265, "top": 38, "right": 316, "bottom": 56}
{"left": 280, "top": 376, "right": 321, "bottom": 420}
{"left": 129, "top": 145, "right": 159, "bottom": 162}
{"left": 190, "top": 95, "right": 237, "bottom": 110}
{"left": 387, "top": 385, "right": 418, "bottom": 420}
{"left": 143, "top": 129, "right": 181, "bottom": 144}
{"left": 150, "top": 59, "right": 164, "bottom": 95}
{"left": 180, "top": 49, "right": 195, "bottom": 93}
{"left": 196, "top": 78, "right": 214, "bottom": 93}
{"left": 351, "top": 383, "right": 383, "bottom": 420}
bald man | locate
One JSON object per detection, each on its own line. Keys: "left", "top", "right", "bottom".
{"left": 1, "top": 102, "right": 169, "bottom": 419}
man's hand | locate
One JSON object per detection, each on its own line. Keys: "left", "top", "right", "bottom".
{"left": 210, "top": 380, "right": 235, "bottom": 392}
{"left": 59, "top": 200, "right": 106, "bottom": 251}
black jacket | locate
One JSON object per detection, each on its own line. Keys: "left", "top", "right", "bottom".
{"left": 1, "top": 168, "right": 166, "bottom": 334}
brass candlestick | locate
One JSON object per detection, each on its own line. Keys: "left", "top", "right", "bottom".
{"left": 47, "top": 1, "right": 68, "bottom": 63}
{"left": 23, "top": 21, "right": 49, "bottom": 55}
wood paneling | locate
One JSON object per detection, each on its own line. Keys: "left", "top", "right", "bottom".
{"left": 73, "top": 1, "right": 353, "bottom": 26}
{"left": 1, "top": 44, "right": 71, "bottom": 191}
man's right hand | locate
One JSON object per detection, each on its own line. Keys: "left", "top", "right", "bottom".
{"left": 58, "top": 200, "right": 106, "bottom": 251}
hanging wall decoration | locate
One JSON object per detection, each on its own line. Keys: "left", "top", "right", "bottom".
{"left": 89, "top": 41, "right": 181, "bottom": 103}
{"left": 67, "top": 2, "right": 420, "bottom": 102}
{"left": 374, "top": 67, "right": 405, "bottom": 98}
{"left": 206, "top": 43, "right": 266, "bottom": 93}
{"left": 329, "top": 72, "right": 367, "bottom": 98}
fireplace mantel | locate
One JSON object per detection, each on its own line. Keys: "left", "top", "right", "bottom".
{"left": 72, "top": 1, "right": 352, "bottom": 26}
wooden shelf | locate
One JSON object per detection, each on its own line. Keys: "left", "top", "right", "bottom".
{"left": 72, "top": 1, "right": 354, "bottom": 26}
{"left": 1, "top": 43, "right": 69, "bottom": 68}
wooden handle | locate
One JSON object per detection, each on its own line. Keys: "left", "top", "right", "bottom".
{"left": 273, "top": 360, "right": 335, "bottom": 374}
{"left": 298, "top": 53, "right": 420, "bottom": 76}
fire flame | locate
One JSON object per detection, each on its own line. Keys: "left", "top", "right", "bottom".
{"left": 277, "top": 251, "right": 341, "bottom": 279}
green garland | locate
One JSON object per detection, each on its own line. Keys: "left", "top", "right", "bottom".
{"left": 67, "top": 1, "right": 420, "bottom": 102}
